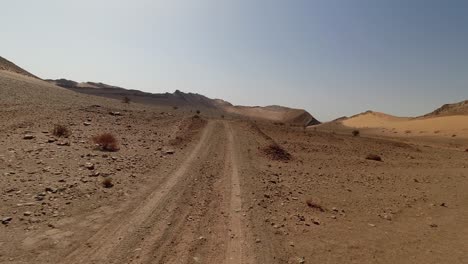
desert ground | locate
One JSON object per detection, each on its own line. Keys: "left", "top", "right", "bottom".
{"left": 1, "top": 65, "right": 468, "bottom": 264}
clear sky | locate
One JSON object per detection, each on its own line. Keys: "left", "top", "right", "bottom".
{"left": 1, "top": 0, "right": 467, "bottom": 121}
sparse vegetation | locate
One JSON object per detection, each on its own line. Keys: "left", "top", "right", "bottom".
{"left": 102, "top": 177, "right": 113, "bottom": 188}
{"left": 53, "top": 124, "right": 71, "bottom": 138}
{"left": 306, "top": 199, "right": 325, "bottom": 212}
{"left": 92, "top": 133, "right": 119, "bottom": 151}
{"left": 173, "top": 106, "right": 178, "bottom": 110}
{"left": 196, "top": 110, "right": 201, "bottom": 114}
{"left": 193, "top": 114, "right": 200, "bottom": 119}
{"left": 122, "top": 96, "right": 131, "bottom": 104}
{"left": 221, "top": 115, "right": 225, "bottom": 119}
{"left": 366, "top": 154, "right": 382, "bottom": 161}
{"left": 352, "top": 130, "right": 360, "bottom": 137}
{"left": 263, "top": 144, "right": 291, "bottom": 161}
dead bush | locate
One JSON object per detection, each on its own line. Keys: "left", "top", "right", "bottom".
{"left": 102, "top": 177, "right": 113, "bottom": 188}
{"left": 352, "top": 130, "right": 360, "bottom": 137}
{"left": 263, "top": 144, "right": 291, "bottom": 161}
{"left": 122, "top": 96, "right": 131, "bottom": 104}
{"left": 53, "top": 124, "right": 71, "bottom": 138}
{"left": 306, "top": 199, "right": 325, "bottom": 212}
{"left": 92, "top": 133, "right": 119, "bottom": 151}
{"left": 366, "top": 154, "right": 382, "bottom": 161}
{"left": 196, "top": 110, "right": 201, "bottom": 114}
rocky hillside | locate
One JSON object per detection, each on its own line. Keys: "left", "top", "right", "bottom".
{"left": 423, "top": 100, "right": 468, "bottom": 117}
{"left": 47, "top": 78, "right": 320, "bottom": 125}
{"left": 0, "top": 56, "right": 38, "bottom": 78}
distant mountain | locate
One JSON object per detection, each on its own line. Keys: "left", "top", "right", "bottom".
{"left": 0, "top": 56, "right": 38, "bottom": 78}
{"left": 423, "top": 100, "right": 468, "bottom": 117}
{"left": 46, "top": 78, "right": 320, "bottom": 125}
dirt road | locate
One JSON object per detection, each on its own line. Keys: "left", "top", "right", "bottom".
{"left": 59, "top": 121, "right": 255, "bottom": 264}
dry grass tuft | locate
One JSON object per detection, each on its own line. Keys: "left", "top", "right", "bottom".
{"left": 102, "top": 177, "right": 113, "bottom": 188}
{"left": 92, "top": 133, "right": 119, "bottom": 151}
{"left": 53, "top": 124, "right": 71, "bottom": 138}
{"left": 352, "top": 130, "right": 360, "bottom": 137}
{"left": 366, "top": 154, "right": 382, "bottom": 161}
{"left": 306, "top": 199, "right": 325, "bottom": 212}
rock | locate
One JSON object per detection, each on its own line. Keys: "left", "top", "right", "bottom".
{"left": 255, "top": 238, "right": 261, "bottom": 243}
{"left": 366, "top": 154, "right": 382, "bottom": 161}
{"left": 85, "top": 162, "right": 95, "bottom": 170}
{"left": 45, "top": 187, "right": 58, "bottom": 193}
{"left": 83, "top": 122, "right": 91, "bottom": 126}
{"left": 164, "top": 149, "right": 175, "bottom": 155}
{"left": 109, "top": 111, "right": 122, "bottom": 116}
{"left": 34, "top": 193, "right": 46, "bottom": 201}
{"left": 23, "top": 211, "right": 32, "bottom": 216}
{"left": 56, "top": 141, "right": 70, "bottom": 146}
{"left": 430, "top": 223, "right": 438, "bottom": 228}
{"left": 23, "top": 135, "right": 35, "bottom": 140}
{"left": 1, "top": 217, "right": 12, "bottom": 225}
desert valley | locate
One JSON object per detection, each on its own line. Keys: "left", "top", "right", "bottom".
{"left": 1, "top": 55, "right": 468, "bottom": 264}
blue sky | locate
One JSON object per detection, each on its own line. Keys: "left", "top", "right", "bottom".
{"left": 1, "top": 0, "right": 467, "bottom": 121}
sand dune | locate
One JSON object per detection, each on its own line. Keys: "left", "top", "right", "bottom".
{"left": 341, "top": 110, "right": 468, "bottom": 138}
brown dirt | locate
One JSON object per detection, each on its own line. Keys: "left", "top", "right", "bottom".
{"left": 1, "top": 70, "right": 468, "bottom": 264}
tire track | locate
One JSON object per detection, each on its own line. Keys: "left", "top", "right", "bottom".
{"left": 224, "top": 122, "right": 251, "bottom": 264}
{"left": 63, "top": 121, "right": 215, "bottom": 264}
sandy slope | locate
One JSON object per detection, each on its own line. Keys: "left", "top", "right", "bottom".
{"left": 341, "top": 111, "right": 468, "bottom": 138}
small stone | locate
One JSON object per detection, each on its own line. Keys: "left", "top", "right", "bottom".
{"left": 23, "top": 211, "right": 32, "bottom": 216}
{"left": 1, "top": 217, "right": 12, "bottom": 224}
{"left": 45, "top": 187, "right": 58, "bottom": 193}
{"left": 85, "top": 162, "right": 95, "bottom": 170}
{"left": 255, "top": 238, "right": 261, "bottom": 243}
{"left": 430, "top": 223, "right": 438, "bottom": 228}
{"left": 23, "top": 135, "right": 35, "bottom": 140}
{"left": 164, "top": 149, "right": 175, "bottom": 155}
{"left": 83, "top": 122, "right": 91, "bottom": 126}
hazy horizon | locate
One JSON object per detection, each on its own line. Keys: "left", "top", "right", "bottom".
{"left": 2, "top": 0, "right": 467, "bottom": 121}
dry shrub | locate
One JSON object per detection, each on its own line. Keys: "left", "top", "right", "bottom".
{"left": 173, "top": 106, "right": 178, "bottom": 110}
{"left": 196, "top": 110, "right": 201, "bottom": 114}
{"left": 366, "top": 154, "right": 382, "bottom": 161}
{"left": 102, "top": 177, "right": 113, "bottom": 188}
{"left": 352, "top": 130, "right": 360, "bottom": 137}
{"left": 306, "top": 199, "right": 325, "bottom": 212}
{"left": 263, "top": 144, "right": 291, "bottom": 161}
{"left": 92, "top": 133, "right": 119, "bottom": 151}
{"left": 53, "top": 124, "right": 71, "bottom": 138}
{"left": 122, "top": 96, "right": 130, "bottom": 104}
{"left": 192, "top": 114, "right": 200, "bottom": 119}
{"left": 465, "top": 148, "right": 468, "bottom": 152}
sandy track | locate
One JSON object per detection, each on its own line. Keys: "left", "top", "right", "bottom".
{"left": 63, "top": 122, "right": 215, "bottom": 264}
{"left": 224, "top": 122, "right": 248, "bottom": 264}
